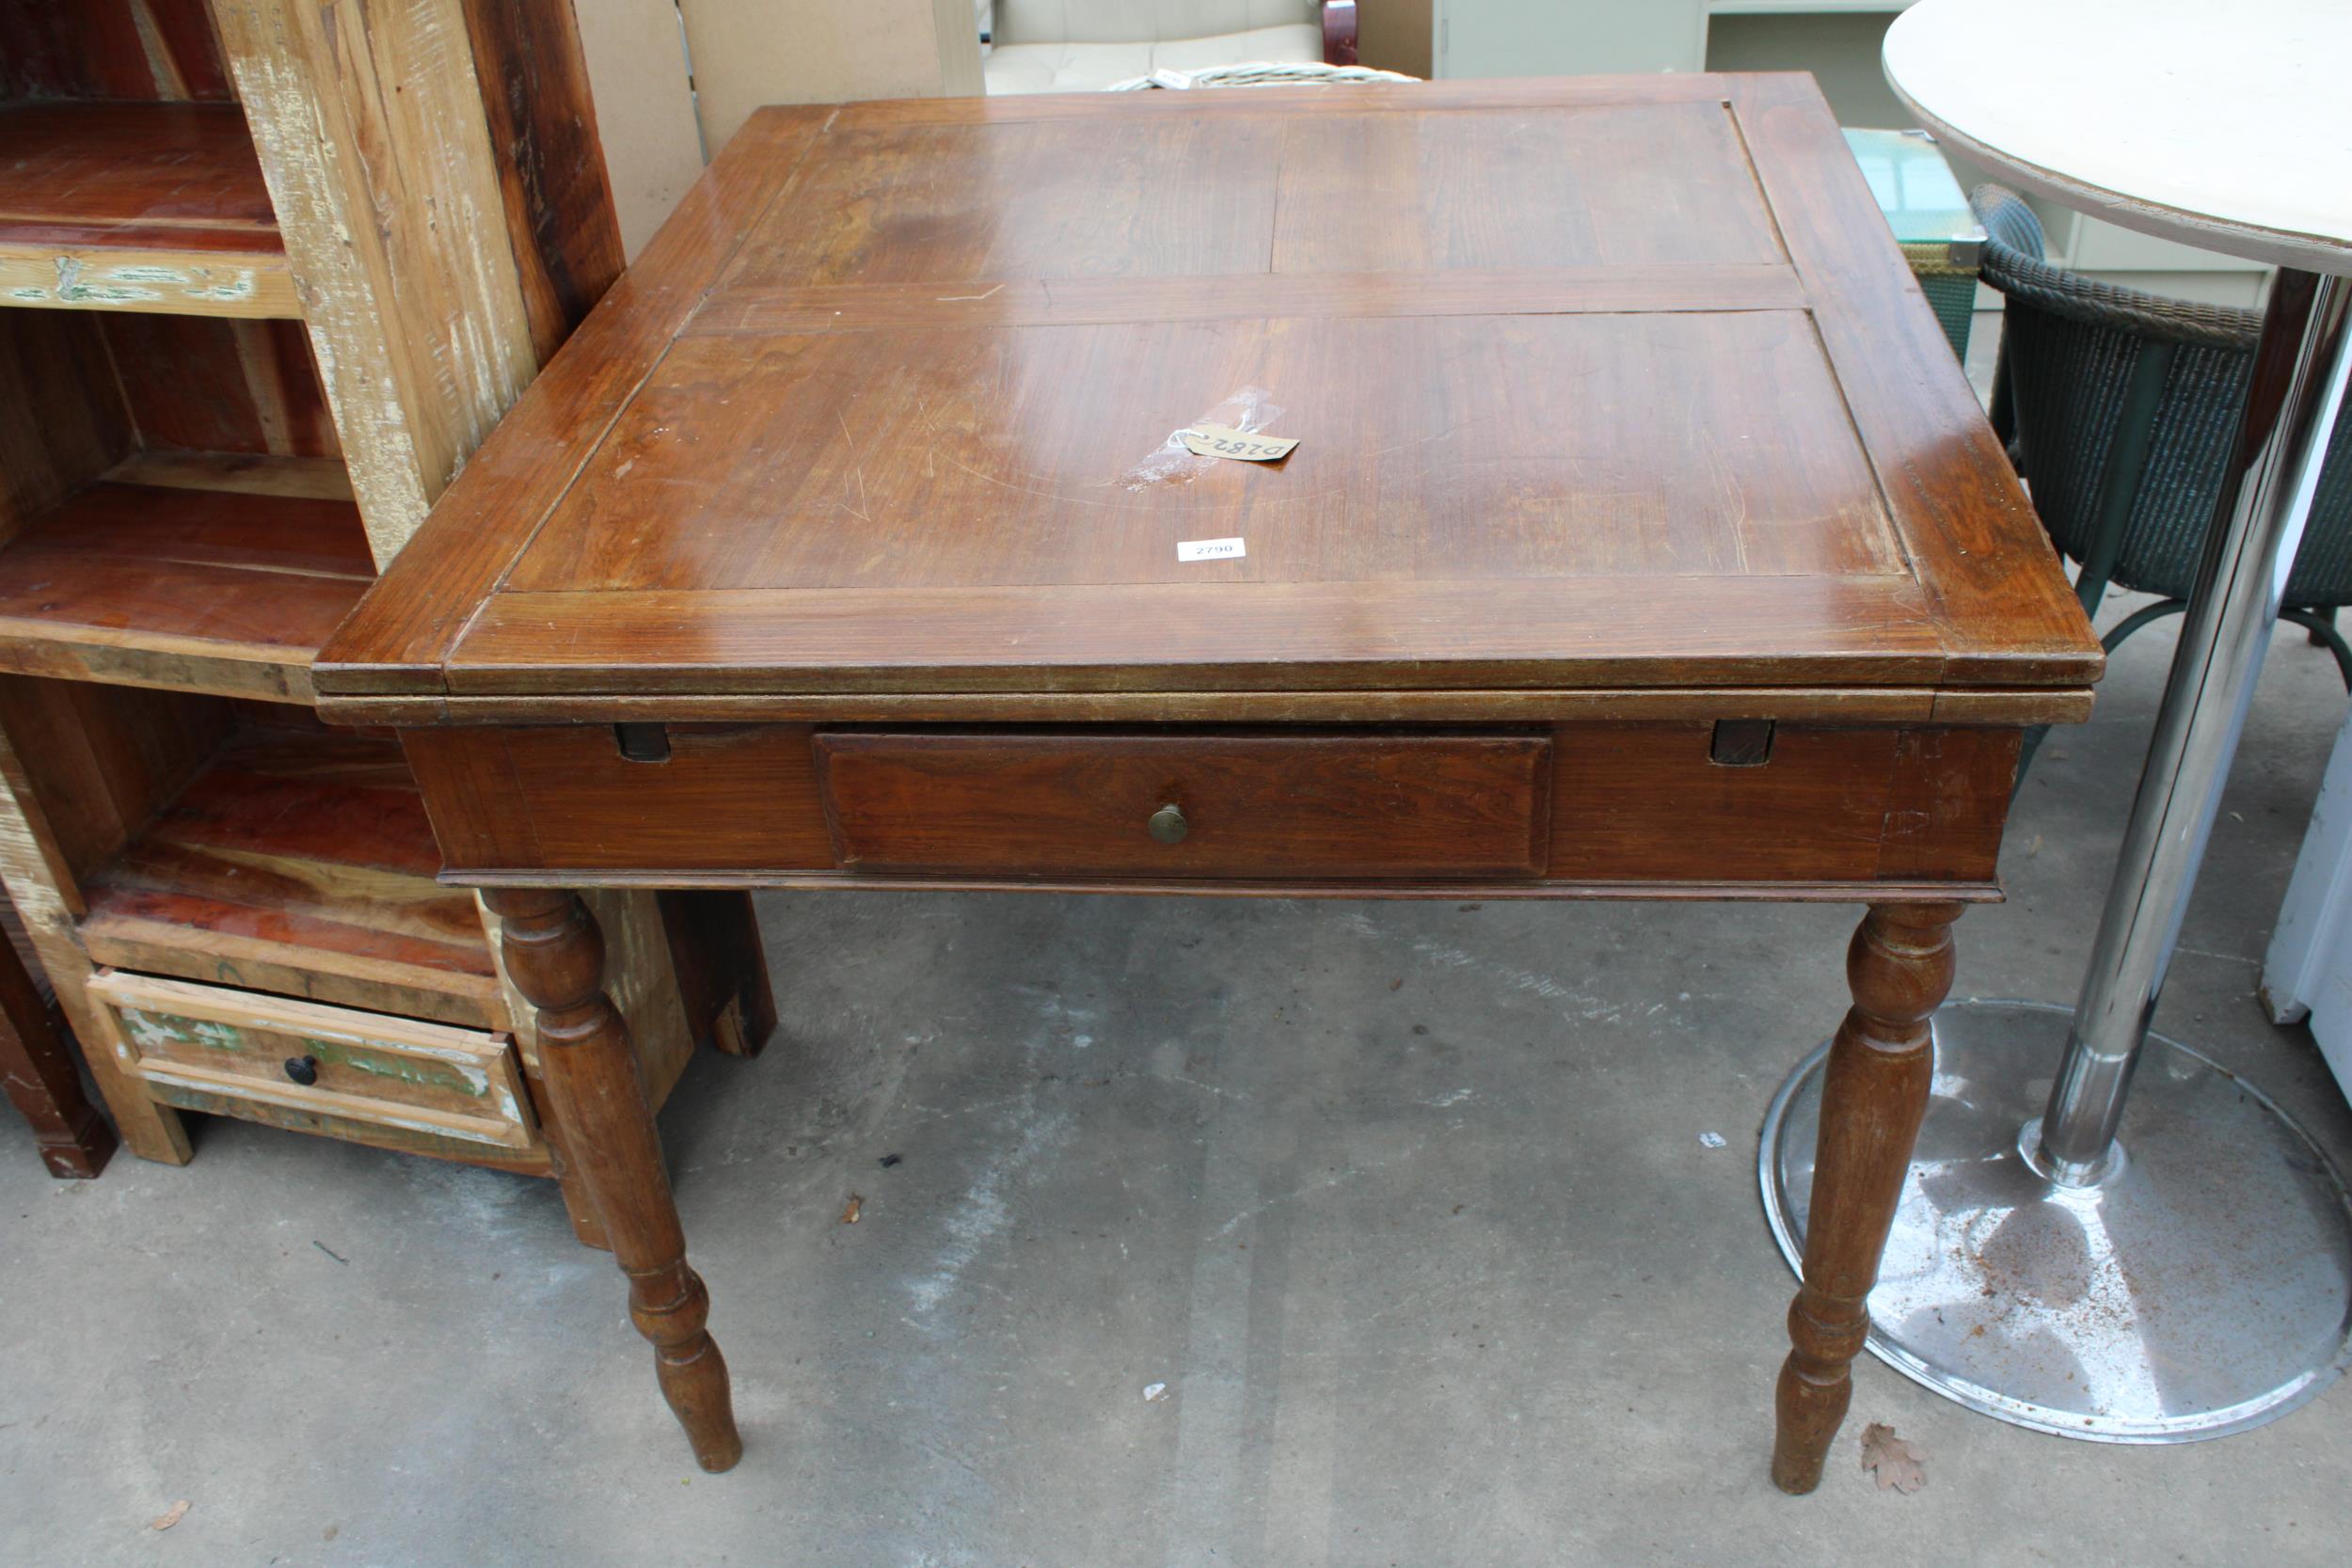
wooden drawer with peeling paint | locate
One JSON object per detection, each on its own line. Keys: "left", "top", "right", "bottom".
{"left": 86, "top": 971, "right": 535, "bottom": 1151}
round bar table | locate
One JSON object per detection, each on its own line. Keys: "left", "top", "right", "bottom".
{"left": 1762, "top": 0, "right": 2352, "bottom": 1441}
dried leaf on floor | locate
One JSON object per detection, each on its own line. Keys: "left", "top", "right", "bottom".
{"left": 151, "top": 1500, "right": 191, "bottom": 1530}
{"left": 1859, "top": 1422, "right": 1926, "bottom": 1493}
{"left": 841, "top": 1194, "right": 864, "bottom": 1225}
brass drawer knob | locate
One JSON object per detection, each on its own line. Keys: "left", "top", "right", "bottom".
{"left": 1148, "top": 803, "right": 1188, "bottom": 844}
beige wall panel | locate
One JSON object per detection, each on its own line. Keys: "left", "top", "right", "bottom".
{"left": 676, "top": 0, "right": 956, "bottom": 158}
{"left": 573, "top": 0, "right": 708, "bottom": 260}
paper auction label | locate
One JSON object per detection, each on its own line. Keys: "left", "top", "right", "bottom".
{"left": 1179, "top": 424, "right": 1298, "bottom": 462}
{"left": 1176, "top": 537, "right": 1246, "bottom": 562}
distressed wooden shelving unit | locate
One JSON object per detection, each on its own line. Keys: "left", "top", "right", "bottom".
{"left": 0, "top": 0, "right": 771, "bottom": 1207}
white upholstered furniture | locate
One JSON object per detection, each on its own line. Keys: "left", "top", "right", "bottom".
{"left": 983, "top": 1, "right": 1355, "bottom": 94}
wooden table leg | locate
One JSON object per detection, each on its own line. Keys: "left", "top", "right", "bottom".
{"left": 483, "top": 886, "right": 743, "bottom": 1473}
{"left": 0, "top": 924, "right": 115, "bottom": 1179}
{"left": 1771, "top": 900, "right": 1960, "bottom": 1495}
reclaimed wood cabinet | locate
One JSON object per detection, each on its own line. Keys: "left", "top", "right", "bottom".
{"left": 0, "top": 0, "right": 772, "bottom": 1212}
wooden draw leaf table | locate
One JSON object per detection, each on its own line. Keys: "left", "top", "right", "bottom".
{"left": 313, "top": 76, "right": 2102, "bottom": 1491}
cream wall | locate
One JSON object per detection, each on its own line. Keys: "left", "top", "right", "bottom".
{"left": 574, "top": 0, "right": 983, "bottom": 259}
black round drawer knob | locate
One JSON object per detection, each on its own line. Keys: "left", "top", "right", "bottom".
{"left": 283, "top": 1055, "right": 320, "bottom": 1086}
{"left": 1148, "top": 803, "right": 1188, "bottom": 844}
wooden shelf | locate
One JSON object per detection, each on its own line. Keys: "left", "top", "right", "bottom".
{"left": 0, "top": 102, "right": 298, "bottom": 318}
{"left": 0, "top": 462, "right": 374, "bottom": 703}
{"left": 78, "top": 723, "right": 504, "bottom": 1030}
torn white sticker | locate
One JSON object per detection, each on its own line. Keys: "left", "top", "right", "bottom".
{"left": 1698, "top": 1132, "right": 1727, "bottom": 1149}
{"left": 1177, "top": 537, "right": 1246, "bottom": 562}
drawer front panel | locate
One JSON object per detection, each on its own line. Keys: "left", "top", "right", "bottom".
{"left": 88, "top": 971, "right": 533, "bottom": 1149}
{"left": 815, "top": 730, "right": 1554, "bottom": 879}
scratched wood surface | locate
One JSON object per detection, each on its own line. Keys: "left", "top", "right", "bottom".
{"left": 88, "top": 968, "right": 533, "bottom": 1148}
{"left": 76, "top": 722, "right": 504, "bottom": 1027}
{"left": 0, "top": 102, "right": 298, "bottom": 316}
{"left": 0, "top": 482, "right": 373, "bottom": 702}
{"left": 317, "top": 76, "right": 2102, "bottom": 720}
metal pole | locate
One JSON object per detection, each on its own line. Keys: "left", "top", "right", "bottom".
{"left": 2032, "top": 269, "right": 2352, "bottom": 1185}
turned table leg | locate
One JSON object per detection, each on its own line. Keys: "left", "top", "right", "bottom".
{"left": 1772, "top": 901, "right": 1960, "bottom": 1495}
{"left": 484, "top": 887, "right": 743, "bottom": 1473}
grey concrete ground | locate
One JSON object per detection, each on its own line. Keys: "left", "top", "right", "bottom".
{"left": 7, "top": 599, "right": 2352, "bottom": 1567}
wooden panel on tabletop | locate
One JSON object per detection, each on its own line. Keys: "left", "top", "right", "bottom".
{"left": 314, "top": 78, "right": 2100, "bottom": 712}
{"left": 213, "top": 0, "right": 539, "bottom": 564}
{"left": 1726, "top": 73, "right": 2091, "bottom": 686}
{"left": 1269, "top": 103, "right": 1784, "bottom": 273}
{"left": 313, "top": 105, "right": 835, "bottom": 693}
{"left": 76, "top": 723, "right": 504, "bottom": 1026}
{"left": 690, "top": 266, "right": 1810, "bottom": 338}
{"left": 507, "top": 310, "right": 1899, "bottom": 594}
{"left": 716, "top": 116, "right": 1285, "bottom": 290}
{"left": 448, "top": 577, "right": 1946, "bottom": 699}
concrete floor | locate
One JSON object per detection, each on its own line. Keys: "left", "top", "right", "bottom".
{"left": 7, "top": 602, "right": 2352, "bottom": 1566}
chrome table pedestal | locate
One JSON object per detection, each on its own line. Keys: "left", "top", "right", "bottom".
{"left": 1762, "top": 271, "right": 2352, "bottom": 1441}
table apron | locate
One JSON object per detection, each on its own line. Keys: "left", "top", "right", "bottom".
{"left": 401, "top": 720, "right": 2021, "bottom": 897}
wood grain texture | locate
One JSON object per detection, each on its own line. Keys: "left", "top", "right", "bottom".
{"left": 1773, "top": 902, "right": 1958, "bottom": 1493}
{"left": 0, "top": 679, "right": 200, "bottom": 1162}
{"left": 0, "top": 0, "right": 232, "bottom": 100}
{"left": 88, "top": 969, "right": 533, "bottom": 1149}
{"left": 76, "top": 722, "right": 503, "bottom": 1026}
{"left": 0, "top": 481, "right": 373, "bottom": 703}
{"left": 311, "top": 104, "right": 834, "bottom": 693}
{"left": 213, "top": 0, "right": 538, "bottom": 565}
{"left": 454, "top": 0, "right": 626, "bottom": 362}
{"left": 0, "top": 102, "right": 296, "bottom": 316}
{"left": 0, "top": 907, "right": 115, "bottom": 1177}
{"left": 102, "top": 315, "right": 341, "bottom": 458}
{"left": 315, "top": 76, "right": 2101, "bottom": 713}
{"left": 815, "top": 730, "right": 1553, "bottom": 879}
{"left": 484, "top": 886, "right": 742, "bottom": 1472}
{"left": 402, "top": 721, "right": 2015, "bottom": 890}
{"left": 0, "top": 309, "right": 133, "bottom": 547}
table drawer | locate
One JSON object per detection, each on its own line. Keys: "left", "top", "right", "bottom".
{"left": 813, "top": 729, "right": 1553, "bottom": 879}
{"left": 87, "top": 971, "right": 534, "bottom": 1150}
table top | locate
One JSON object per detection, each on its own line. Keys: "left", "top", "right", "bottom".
{"left": 315, "top": 76, "right": 2098, "bottom": 725}
{"left": 1884, "top": 0, "right": 2352, "bottom": 274}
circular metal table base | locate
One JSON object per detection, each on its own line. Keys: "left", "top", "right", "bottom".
{"left": 1760, "top": 999, "right": 2352, "bottom": 1442}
